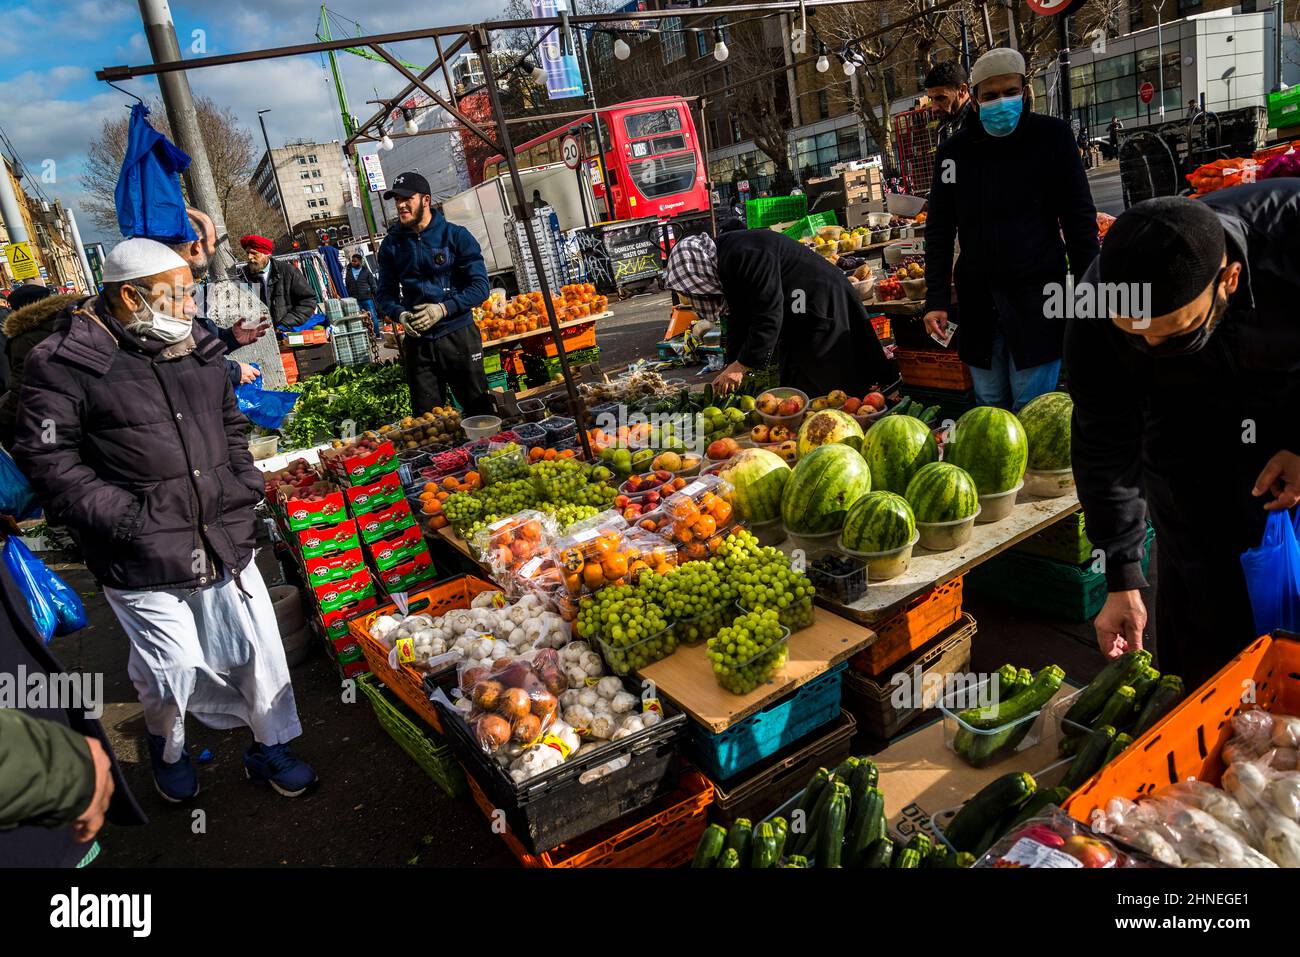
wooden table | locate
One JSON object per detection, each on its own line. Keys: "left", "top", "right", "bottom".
{"left": 479, "top": 312, "right": 611, "bottom": 349}
{"left": 790, "top": 490, "right": 1080, "bottom": 627}
{"left": 637, "top": 606, "right": 876, "bottom": 733}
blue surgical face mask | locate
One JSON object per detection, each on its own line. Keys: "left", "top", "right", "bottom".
{"left": 978, "top": 94, "right": 1024, "bottom": 137}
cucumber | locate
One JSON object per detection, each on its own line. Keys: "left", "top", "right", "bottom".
{"left": 844, "top": 786, "right": 885, "bottom": 868}
{"left": 792, "top": 775, "right": 836, "bottom": 855}
{"left": 789, "top": 770, "right": 829, "bottom": 854}
{"left": 724, "top": 818, "right": 753, "bottom": 867}
{"left": 771, "top": 816, "right": 788, "bottom": 862}
{"left": 942, "top": 771, "right": 1036, "bottom": 855}
{"left": 929, "top": 846, "right": 960, "bottom": 868}
{"left": 1005, "top": 783, "right": 1072, "bottom": 833}
{"left": 1104, "top": 732, "right": 1134, "bottom": 766}
{"left": 1094, "top": 684, "right": 1137, "bottom": 732}
{"left": 920, "top": 404, "right": 941, "bottom": 425}
{"left": 1058, "top": 732, "right": 1084, "bottom": 757}
{"left": 1062, "top": 724, "right": 1117, "bottom": 790}
{"left": 959, "top": 665, "right": 1065, "bottom": 730}
{"left": 751, "top": 822, "right": 779, "bottom": 869}
{"left": 717, "top": 847, "right": 741, "bottom": 869}
{"left": 691, "top": 823, "right": 727, "bottom": 867}
{"left": 1063, "top": 650, "right": 1152, "bottom": 727}
{"left": 860, "top": 757, "right": 879, "bottom": 789}
{"left": 863, "top": 837, "right": 894, "bottom": 868}
{"left": 1132, "top": 675, "right": 1184, "bottom": 736}
{"left": 783, "top": 854, "right": 810, "bottom": 868}
{"left": 816, "top": 781, "right": 851, "bottom": 868}
{"left": 893, "top": 847, "right": 922, "bottom": 868}
{"left": 832, "top": 756, "right": 860, "bottom": 782}
{"left": 842, "top": 764, "right": 874, "bottom": 863}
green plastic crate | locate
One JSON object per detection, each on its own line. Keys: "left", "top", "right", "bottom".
{"left": 782, "top": 211, "right": 839, "bottom": 241}
{"left": 1014, "top": 511, "right": 1094, "bottom": 566}
{"left": 1268, "top": 86, "right": 1300, "bottom": 130}
{"left": 966, "top": 525, "right": 1155, "bottom": 622}
{"left": 746, "top": 194, "right": 808, "bottom": 229}
{"left": 357, "top": 672, "right": 466, "bottom": 799}
{"left": 483, "top": 351, "right": 503, "bottom": 375}
{"left": 487, "top": 369, "right": 508, "bottom": 392}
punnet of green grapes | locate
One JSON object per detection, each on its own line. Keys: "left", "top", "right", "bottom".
{"left": 706, "top": 608, "right": 790, "bottom": 694}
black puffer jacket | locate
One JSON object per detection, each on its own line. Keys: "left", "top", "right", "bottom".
{"left": 236, "top": 257, "right": 318, "bottom": 331}
{"left": 12, "top": 296, "right": 262, "bottom": 590}
{"left": 344, "top": 262, "right": 378, "bottom": 301}
{"left": 0, "top": 292, "right": 78, "bottom": 448}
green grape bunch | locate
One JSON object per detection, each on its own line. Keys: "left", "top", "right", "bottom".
{"left": 707, "top": 609, "right": 790, "bottom": 695}
{"left": 577, "top": 584, "right": 674, "bottom": 674}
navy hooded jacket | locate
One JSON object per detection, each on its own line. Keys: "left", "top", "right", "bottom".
{"left": 376, "top": 209, "right": 489, "bottom": 340}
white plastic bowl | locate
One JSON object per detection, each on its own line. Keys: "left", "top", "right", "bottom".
{"left": 755, "top": 387, "right": 810, "bottom": 431}
{"left": 916, "top": 507, "right": 981, "bottom": 551}
{"left": 462, "top": 415, "right": 502, "bottom": 440}
{"left": 976, "top": 481, "right": 1023, "bottom": 524}
{"left": 839, "top": 530, "right": 920, "bottom": 581}
{"left": 1023, "top": 468, "right": 1075, "bottom": 498}
{"left": 782, "top": 524, "right": 841, "bottom": 559}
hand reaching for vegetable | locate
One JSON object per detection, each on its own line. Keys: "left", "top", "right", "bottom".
{"left": 712, "top": 360, "right": 747, "bottom": 395}
{"left": 1253, "top": 449, "right": 1300, "bottom": 511}
{"left": 1094, "top": 590, "right": 1146, "bottom": 659}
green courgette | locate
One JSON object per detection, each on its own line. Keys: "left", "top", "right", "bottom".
{"left": 956, "top": 852, "right": 977, "bottom": 867}
{"left": 1129, "top": 666, "right": 1160, "bottom": 707}
{"left": 691, "top": 823, "right": 727, "bottom": 867}
{"left": 771, "top": 816, "right": 788, "bottom": 862}
{"left": 960, "top": 665, "right": 1065, "bottom": 730}
{"left": 860, "top": 757, "right": 879, "bottom": 789}
{"left": 893, "top": 847, "right": 922, "bottom": 868}
{"left": 717, "top": 847, "right": 741, "bottom": 869}
{"left": 906, "top": 831, "right": 933, "bottom": 858}
{"left": 724, "top": 818, "right": 753, "bottom": 867}
{"left": 920, "top": 404, "right": 941, "bottom": 425}
{"left": 789, "top": 770, "right": 829, "bottom": 854}
{"left": 1063, "top": 724, "right": 1117, "bottom": 790}
{"left": 1094, "top": 684, "right": 1137, "bottom": 732}
{"left": 784, "top": 854, "right": 809, "bottom": 868}
{"left": 1104, "top": 732, "right": 1134, "bottom": 766}
{"left": 942, "top": 771, "right": 1036, "bottom": 855}
{"left": 922, "top": 843, "right": 949, "bottom": 868}
{"left": 1005, "top": 784, "right": 1072, "bottom": 833}
{"left": 1063, "top": 650, "right": 1152, "bottom": 727}
{"left": 816, "top": 781, "right": 851, "bottom": 868}
{"left": 1131, "top": 675, "right": 1184, "bottom": 736}
{"left": 751, "top": 822, "right": 779, "bottom": 869}
{"left": 863, "top": 837, "right": 894, "bottom": 868}
{"left": 832, "top": 756, "right": 861, "bottom": 781}
{"left": 844, "top": 786, "right": 885, "bottom": 868}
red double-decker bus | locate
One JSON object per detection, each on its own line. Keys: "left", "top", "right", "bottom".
{"left": 484, "top": 96, "right": 709, "bottom": 221}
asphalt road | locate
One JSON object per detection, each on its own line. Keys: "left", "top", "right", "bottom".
{"left": 1088, "top": 159, "right": 1126, "bottom": 216}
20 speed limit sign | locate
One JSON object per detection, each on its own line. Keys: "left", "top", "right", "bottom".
{"left": 561, "top": 134, "right": 581, "bottom": 170}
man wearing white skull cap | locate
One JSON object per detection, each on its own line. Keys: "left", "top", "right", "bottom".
{"left": 12, "top": 237, "right": 317, "bottom": 803}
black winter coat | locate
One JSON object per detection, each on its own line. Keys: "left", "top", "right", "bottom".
{"left": 12, "top": 296, "right": 263, "bottom": 591}
{"left": 717, "top": 229, "right": 893, "bottom": 396}
{"left": 924, "top": 108, "right": 1100, "bottom": 370}
{"left": 0, "top": 292, "right": 78, "bottom": 448}
{"left": 0, "top": 551, "right": 147, "bottom": 866}
{"left": 344, "top": 263, "right": 378, "bottom": 301}
{"left": 236, "top": 257, "right": 318, "bottom": 331}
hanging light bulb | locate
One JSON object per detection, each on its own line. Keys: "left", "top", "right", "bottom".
{"left": 401, "top": 108, "right": 418, "bottom": 136}
{"left": 843, "top": 58, "right": 856, "bottom": 77}
{"left": 816, "top": 43, "right": 830, "bottom": 73}
{"left": 380, "top": 123, "right": 394, "bottom": 151}
{"left": 614, "top": 37, "right": 630, "bottom": 60}
{"left": 713, "top": 27, "right": 729, "bottom": 62}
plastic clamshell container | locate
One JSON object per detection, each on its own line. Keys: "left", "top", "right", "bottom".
{"left": 474, "top": 444, "right": 528, "bottom": 486}
{"left": 783, "top": 524, "right": 841, "bottom": 559}
{"left": 1045, "top": 685, "right": 1091, "bottom": 743}
{"left": 839, "top": 531, "right": 919, "bottom": 583}
{"left": 662, "top": 474, "right": 733, "bottom": 521}
{"left": 808, "top": 554, "right": 869, "bottom": 604}
{"left": 462, "top": 414, "right": 503, "bottom": 440}
{"left": 517, "top": 398, "right": 547, "bottom": 422}
{"left": 738, "top": 596, "right": 814, "bottom": 634}
{"left": 712, "top": 621, "right": 791, "bottom": 696}
{"left": 930, "top": 757, "right": 1076, "bottom": 853}
{"left": 671, "top": 453, "right": 704, "bottom": 478}
{"left": 537, "top": 415, "right": 578, "bottom": 447}
{"left": 755, "top": 386, "right": 810, "bottom": 430}
{"left": 249, "top": 434, "right": 280, "bottom": 460}
{"left": 510, "top": 422, "right": 547, "bottom": 447}
{"left": 1024, "top": 468, "right": 1076, "bottom": 498}
{"left": 940, "top": 674, "right": 1048, "bottom": 769}
{"left": 593, "top": 621, "right": 677, "bottom": 676}
{"left": 672, "top": 604, "right": 729, "bottom": 646}
{"left": 916, "top": 507, "right": 981, "bottom": 551}
{"left": 976, "top": 481, "right": 1023, "bottom": 524}
{"left": 618, "top": 471, "right": 678, "bottom": 504}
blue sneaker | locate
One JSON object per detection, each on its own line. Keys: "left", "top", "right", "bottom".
{"left": 146, "top": 734, "right": 198, "bottom": 803}
{"left": 243, "top": 742, "right": 317, "bottom": 797}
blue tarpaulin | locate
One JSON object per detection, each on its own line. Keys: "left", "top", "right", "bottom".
{"left": 115, "top": 103, "right": 198, "bottom": 245}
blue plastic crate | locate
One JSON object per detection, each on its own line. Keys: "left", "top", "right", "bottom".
{"left": 689, "top": 663, "right": 847, "bottom": 781}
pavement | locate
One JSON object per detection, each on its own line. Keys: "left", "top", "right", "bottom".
{"left": 1087, "top": 159, "right": 1126, "bottom": 216}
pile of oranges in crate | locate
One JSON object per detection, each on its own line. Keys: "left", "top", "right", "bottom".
{"left": 556, "top": 529, "right": 677, "bottom": 595}
{"left": 474, "top": 286, "right": 609, "bottom": 343}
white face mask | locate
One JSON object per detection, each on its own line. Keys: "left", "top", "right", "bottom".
{"left": 143, "top": 306, "right": 193, "bottom": 344}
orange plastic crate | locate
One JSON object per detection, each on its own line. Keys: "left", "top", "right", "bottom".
{"left": 869, "top": 314, "right": 891, "bottom": 340}
{"left": 535, "top": 321, "right": 597, "bottom": 358}
{"left": 1063, "top": 631, "right": 1300, "bottom": 822}
{"left": 466, "top": 767, "right": 714, "bottom": 868}
{"left": 349, "top": 574, "right": 499, "bottom": 733}
{"left": 894, "top": 347, "right": 974, "bottom": 390}
{"left": 850, "top": 577, "right": 964, "bottom": 675}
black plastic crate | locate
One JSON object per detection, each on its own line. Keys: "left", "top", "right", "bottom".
{"left": 431, "top": 678, "right": 687, "bottom": 854}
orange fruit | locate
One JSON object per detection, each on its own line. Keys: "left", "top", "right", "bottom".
{"left": 582, "top": 563, "right": 605, "bottom": 590}
{"left": 601, "top": 553, "right": 629, "bottom": 580}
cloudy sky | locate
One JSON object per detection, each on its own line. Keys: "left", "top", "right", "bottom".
{"left": 0, "top": 0, "right": 510, "bottom": 244}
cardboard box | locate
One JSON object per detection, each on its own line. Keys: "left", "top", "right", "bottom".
{"left": 312, "top": 567, "right": 375, "bottom": 612}
{"left": 365, "top": 523, "right": 428, "bottom": 571}
{"left": 356, "top": 499, "right": 415, "bottom": 544}
{"left": 321, "top": 440, "right": 398, "bottom": 487}
{"left": 295, "top": 521, "right": 361, "bottom": 560}
{"left": 378, "top": 551, "right": 436, "bottom": 594}
{"left": 304, "top": 546, "right": 367, "bottom": 588}
{"left": 318, "top": 593, "right": 378, "bottom": 641}
{"left": 345, "top": 472, "right": 404, "bottom": 517}
{"left": 277, "top": 485, "right": 348, "bottom": 532}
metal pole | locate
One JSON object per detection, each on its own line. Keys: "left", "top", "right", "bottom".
{"left": 64, "top": 207, "right": 95, "bottom": 294}
{"left": 1057, "top": 14, "right": 1073, "bottom": 123}
{"left": 434, "top": 35, "right": 460, "bottom": 109}
{"left": 1156, "top": 0, "right": 1165, "bottom": 118}
{"left": 257, "top": 110, "right": 293, "bottom": 235}
{"left": 1274, "top": 0, "right": 1285, "bottom": 93}
{"left": 137, "top": 0, "right": 235, "bottom": 273}
{"left": 980, "top": 1, "right": 995, "bottom": 47}
{"left": 698, "top": 97, "right": 718, "bottom": 238}
{"left": 474, "top": 28, "right": 592, "bottom": 460}
{"left": 960, "top": 8, "right": 972, "bottom": 72}
{"left": 0, "top": 159, "right": 30, "bottom": 245}
{"left": 573, "top": 24, "right": 612, "bottom": 221}
{"left": 320, "top": 10, "right": 379, "bottom": 240}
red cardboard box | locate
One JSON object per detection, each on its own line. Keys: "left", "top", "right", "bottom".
{"left": 322, "top": 440, "right": 398, "bottom": 487}
{"left": 365, "top": 524, "right": 427, "bottom": 571}
{"left": 318, "top": 594, "right": 378, "bottom": 641}
{"left": 295, "top": 521, "right": 360, "bottom": 560}
{"left": 345, "top": 472, "right": 404, "bottom": 517}
{"left": 356, "top": 499, "right": 415, "bottom": 544}
{"left": 311, "top": 567, "right": 375, "bottom": 612}
{"left": 378, "top": 551, "right": 436, "bottom": 594}
{"left": 277, "top": 483, "right": 348, "bottom": 532}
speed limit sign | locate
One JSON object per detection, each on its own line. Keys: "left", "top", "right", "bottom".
{"left": 561, "top": 134, "right": 581, "bottom": 170}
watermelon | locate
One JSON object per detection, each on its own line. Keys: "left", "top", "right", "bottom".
{"left": 717, "top": 448, "right": 790, "bottom": 523}
{"left": 905, "top": 462, "right": 979, "bottom": 523}
{"left": 842, "top": 491, "right": 916, "bottom": 553}
{"left": 780, "top": 444, "right": 872, "bottom": 534}
{"left": 862, "top": 415, "right": 938, "bottom": 494}
{"left": 943, "top": 407, "right": 1028, "bottom": 494}
{"left": 1017, "top": 391, "right": 1073, "bottom": 471}
{"left": 796, "top": 409, "right": 863, "bottom": 459}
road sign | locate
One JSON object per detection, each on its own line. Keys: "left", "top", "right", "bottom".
{"left": 360, "top": 153, "right": 387, "bottom": 193}
{"left": 561, "top": 134, "right": 581, "bottom": 170}
{"left": 5, "top": 242, "right": 38, "bottom": 280}
{"left": 737, "top": 180, "right": 750, "bottom": 193}
{"left": 1025, "top": 0, "right": 1087, "bottom": 15}
{"left": 1139, "top": 81, "right": 1155, "bottom": 104}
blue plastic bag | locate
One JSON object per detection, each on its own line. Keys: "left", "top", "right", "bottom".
{"left": 1240, "top": 509, "right": 1300, "bottom": 637}
{"left": 235, "top": 369, "right": 300, "bottom": 430}
{"left": 4, "top": 536, "right": 58, "bottom": 643}
{"left": 0, "top": 447, "right": 40, "bottom": 520}
{"left": 286, "top": 312, "right": 328, "bottom": 333}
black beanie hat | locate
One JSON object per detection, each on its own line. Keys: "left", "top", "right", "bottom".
{"left": 1099, "top": 197, "right": 1226, "bottom": 316}
{"left": 7, "top": 284, "right": 53, "bottom": 311}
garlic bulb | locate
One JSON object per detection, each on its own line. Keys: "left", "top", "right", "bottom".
{"left": 596, "top": 677, "right": 623, "bottom": 699}
{"left": 609, "top": 691, "right": 637, "bottom": 714}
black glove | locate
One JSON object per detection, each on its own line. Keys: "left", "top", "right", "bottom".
{"left": 114, "top": 500, "right": 146, "bottom": 542}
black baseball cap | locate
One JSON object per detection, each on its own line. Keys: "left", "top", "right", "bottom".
{"left": 384, "top": 171, "right": 430, "bottom": 199}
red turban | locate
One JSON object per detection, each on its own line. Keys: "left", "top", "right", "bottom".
{"left": 240, "top": 234, "right": 273, "bottom": 254}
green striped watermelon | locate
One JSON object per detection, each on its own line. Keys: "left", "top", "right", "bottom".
{"left": 862, "top": 415, "right": 938, "bottom": 494}
{"left": 1016, "top": 392, "right": 1073, "bottom": 471}
{"left": 717, "top": 448, "right": 790, "bottom": 523}
{"left": 780, "top": 443, "right": 872, "bottom": 534}
{"left": 842, "top": 491, "right": 916, "bottom": 552}
{"left": 944, "top": 407, "right": 1028, "bottom": 494}
{"left": 905, "top": 462, "right": 979, "bottom": 523}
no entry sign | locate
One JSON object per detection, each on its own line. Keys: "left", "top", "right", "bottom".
{"left": 1025, "top": 0, "right": 1087, "bottom": 15}
{"left": 1139, "top": 81, "right": 1155, "bottom": 104}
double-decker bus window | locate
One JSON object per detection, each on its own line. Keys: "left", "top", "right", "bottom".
{"left": 651, "top": 134, "right": 687, "bottom": 154}
{"left": 630, "top": 153, "right": 696, "bottom": 197}
{"left": 624, "top": 108, "right": 683, "bottom": 139}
